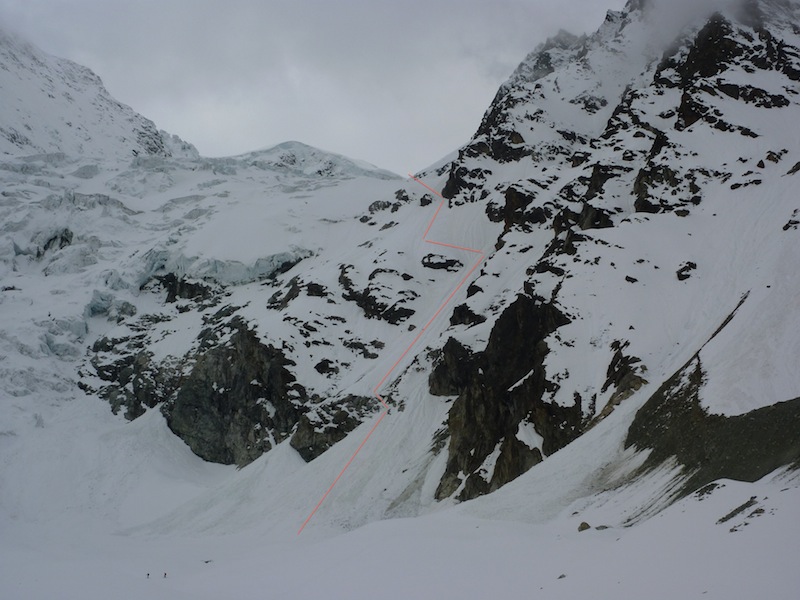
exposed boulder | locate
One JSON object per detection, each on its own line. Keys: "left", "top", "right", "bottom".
{"left": 676, "top": 261, "right": 697, "bottom": 280}
{"left": 421, "top": 254, "right": 464, "bottom": 272}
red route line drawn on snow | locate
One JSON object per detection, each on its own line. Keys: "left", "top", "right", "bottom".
{"left": 297, "top": 175, "right": 484, "bottom": 534}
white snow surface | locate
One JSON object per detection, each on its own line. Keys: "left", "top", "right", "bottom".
{"left": 1, "top": 393, "right": 798, "bottom": 599}
{"left": 2, "top": 1, "right": 800, "bottom": 598}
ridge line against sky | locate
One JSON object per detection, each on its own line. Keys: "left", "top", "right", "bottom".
{"left": 0, "top": 0, "right": 629, "bottom": 173}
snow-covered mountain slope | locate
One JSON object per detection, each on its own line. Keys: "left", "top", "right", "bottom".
{"left": 1, "top": 1, "right": 799, "bottom": 598}
{"left": 425, "top": 0, "right": 800, "bottom": 501}
{"left": 0, "top": 26, "right": 196, "bottom": 159}
{"left": 0, "top": 141, "right": 407, "bottom": 462}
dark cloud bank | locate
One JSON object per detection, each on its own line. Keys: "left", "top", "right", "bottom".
{"left": 0, "top": 0, "right": 632, "bottom": 172}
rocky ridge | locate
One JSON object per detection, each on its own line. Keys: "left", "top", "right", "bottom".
{"left": 423, "top": 0, "right": 800, "bottom": 499}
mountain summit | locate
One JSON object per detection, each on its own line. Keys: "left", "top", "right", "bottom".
{"left": 434, "top": 0, "right": 800, "bottom": 499}
{"left": 0, "top": 25, "right": 196, "bottom": 158}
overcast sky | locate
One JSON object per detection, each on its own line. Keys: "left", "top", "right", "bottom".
{"left": 0, "top": 0, "right": 628, "bottom": 173}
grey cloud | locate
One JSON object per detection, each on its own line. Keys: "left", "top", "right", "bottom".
{"left": 0, "top": 0, "right": 629, "bottom": 173}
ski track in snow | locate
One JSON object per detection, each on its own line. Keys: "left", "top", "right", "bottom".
{"left": 298, "top": 175, "right": 486, "bottom": 533}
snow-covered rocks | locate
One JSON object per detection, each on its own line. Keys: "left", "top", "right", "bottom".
{"left": 0, "top": 7, "right": 798, "bottom": 594}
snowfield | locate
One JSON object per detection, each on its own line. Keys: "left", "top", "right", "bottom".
{"left": 2, "top": 0, "right": 800, "bottom": 598}
{"left": 1, "top": 395, "right": 798, "bottom": 599}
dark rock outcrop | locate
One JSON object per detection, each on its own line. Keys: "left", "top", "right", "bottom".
{"left": 675, "top": 14, "right": 745, "bottom": 85}
{"left": 633, "top": 164, "right": 681, "bottom": 213}
{"left": 289, "top": 395, "right": 377, "bottom": 462}
{"left": 429, "top": 338, "right": 474, "bottom": 396}
{"left": 431, "top": 295, "right": 574, "bottom": 500}
{"left": 93, "top": 347, "right": 178, "bottom": 420}
{"left": 676, "top": 261, "right": 697, "bottom": 280}
{"left": 577, "top": 203, "right": 614, "bottom": 230}
{"left": 442, "top": 163, "right": 493, "bottom": 201}
{"left": 154, "top": 273, "right": 215, "bottom": 304}
{"left": 90, "top": 314, "right": 181, "bottom": 420}
{"left": 596, "top": 340, "right": 648, "bottom": 419}
{"left": 449, "top": 303, "right": 487, "bottom": 328}
{"left": 422, "top": 254, "right": 464, "bottom": 271}
{"left": 626, "top": 356, "right": 800, "bottom": 494}
{"left": 164, "top": 319, "right": 305, "bottom": 466}
{"left": 339, "top": 264, "right": 416, "bottom": 324}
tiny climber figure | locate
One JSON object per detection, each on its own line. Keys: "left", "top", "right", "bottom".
{"left": 146, "top": 573, "right": 149, "bottom": 579}
{"left": 164, "top": 572, "right": 167, "bottom": 578}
